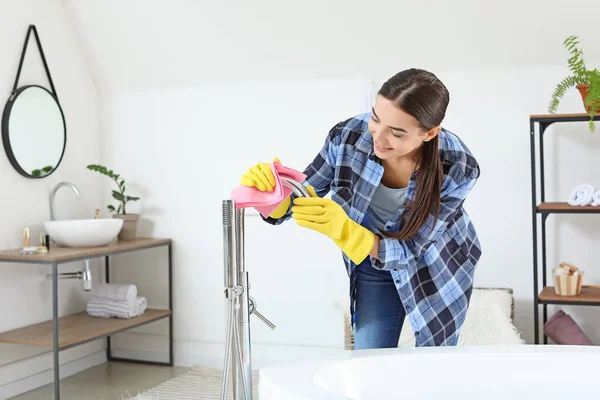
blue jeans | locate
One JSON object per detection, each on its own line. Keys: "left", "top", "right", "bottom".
{"left": 353, "top": 258, "right": 406, "bottom": 350}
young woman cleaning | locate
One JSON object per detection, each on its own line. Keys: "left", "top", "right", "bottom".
{"left": 240, "top": 68, "right": 481, "bottom": 349}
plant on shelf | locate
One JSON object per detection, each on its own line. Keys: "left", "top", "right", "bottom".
{"left": 86, "top": 164, "right": 140, "bottom": 240}
{"left": 548, "top": 35, "right": 600, "bottom": 132}
{"left": 31, "top": 165, "right": 53, "bottom": 177}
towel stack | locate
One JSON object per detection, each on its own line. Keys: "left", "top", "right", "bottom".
{"left": 567, "top": 183, "right": 600, "bottom": 206}
{"left": 86, "top": 283, "right": 147, "bottom": 319}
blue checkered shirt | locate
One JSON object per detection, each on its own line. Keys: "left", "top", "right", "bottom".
{"left": 264, "top": 112, "right": 482, "bottom": 347}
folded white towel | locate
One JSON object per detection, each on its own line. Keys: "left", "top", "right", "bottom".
{"left": 591, "top": 190, "right": 600, "bottom": 206}
{"left": 568, "top": 184, "right": 594, "bottom": 206}
{"left": 86, "top": 296, "right": 147, "bottom": 319}
{"left": 91, "top": 283, "right": 137, "bottom": 303}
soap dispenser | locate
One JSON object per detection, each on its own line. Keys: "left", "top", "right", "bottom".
{"left": 94, "top": 209, "right": 101, "bottom": 219}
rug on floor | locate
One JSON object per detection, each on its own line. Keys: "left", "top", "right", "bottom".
{"left": 121, "top": 365, "right": 259, "bottom": 400}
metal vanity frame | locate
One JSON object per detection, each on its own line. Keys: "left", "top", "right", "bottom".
{"left": 0, "top": 238, "right": 173, "bottom": 400}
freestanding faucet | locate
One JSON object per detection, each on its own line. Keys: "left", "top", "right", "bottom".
{"left": 221, "top": 177, "right": 311, "bottom": 400}
{"left": 49, "top": 181, "right": 81, "bottom": 221}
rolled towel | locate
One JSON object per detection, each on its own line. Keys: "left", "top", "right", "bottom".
{"left": 543, "top": 310, "right": 593, "bottom": 345}
{"left": 568, "top": 184, "right": 594, "bottom": 206}
{"left": 136, "top": 296, "right": 147, "bottom": 315}
{"left": 86, "top": 296, "right": 147, "bottom": 319}
{"left": 91, "top": 283, "right": 137, "bottom": 303}
{"left": 592, "top": 189, "right": 600, "bottom": 206}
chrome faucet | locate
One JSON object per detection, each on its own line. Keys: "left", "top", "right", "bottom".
{"left": 49, "top": 182, "right": 81, "bottom": 221}
{"left": 46, "top": 260, "right": 93, "bottom": 291}
{"left": 221, "top": 176, "right": 309, "bottom": 400}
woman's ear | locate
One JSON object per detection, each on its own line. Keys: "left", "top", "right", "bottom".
{"left": 424, "top": 126, "right": 441, "bottom": 142}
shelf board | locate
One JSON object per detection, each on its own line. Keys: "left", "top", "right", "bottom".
{"left": 0, "top": 308, "right": 171, "bottom": 350}
{"left": 539, "top": 287, "right": 600, "bottom": 305}
{"left": 536, "top": 202, "right": 600, "bottom": 214}
{"left": 0, "top": 237, "right": 171, "bottom": 264}
{"left": 530, "top": 113, "right": 600, "bottom": 122}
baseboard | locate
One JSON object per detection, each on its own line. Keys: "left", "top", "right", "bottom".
{"left": 176, "top": 340, "right": 347, "bottom": 369}
{"left": 0, "top": 344, "right": 106, "bottom": 399}
{"left": 109, "top": 332, "right": 346, "bottom": 370}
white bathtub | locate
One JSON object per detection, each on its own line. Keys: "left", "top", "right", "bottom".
{"left": 258, "top": 345, "right": 600, "bottom": 399}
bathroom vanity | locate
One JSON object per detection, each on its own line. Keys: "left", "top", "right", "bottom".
{"left": 0, "top": 237, "right": 173, "bottom": 400}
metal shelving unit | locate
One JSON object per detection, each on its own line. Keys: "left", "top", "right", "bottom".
{"left": 530, "top": 113, "right": 600, "bottom": 344}
{"left": 0, "top": 237, "right": 173, "bottom": 399}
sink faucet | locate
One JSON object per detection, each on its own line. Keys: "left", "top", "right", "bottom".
{"left": 49, "top": 182, "right": 81, "bottom": 221}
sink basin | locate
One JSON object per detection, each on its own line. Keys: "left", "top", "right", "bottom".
{"left": 44, "top": 219, "right": 123, "bottom": 247}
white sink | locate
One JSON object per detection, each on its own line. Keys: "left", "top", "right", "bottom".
{"left": 44, "top": 219, "right": 124, "bottom": 247}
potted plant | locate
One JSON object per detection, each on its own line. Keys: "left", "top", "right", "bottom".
{"left": 87, "top": 164, "right": 140, "bottom": 240}
{"left": 548, "top": 35, "right": 600, "bottom": 131}
{"left": 32, "top": 165, "right": 53, "bottom": 177}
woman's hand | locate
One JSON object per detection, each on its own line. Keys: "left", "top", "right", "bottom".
{"left": 291, "top": 186, "right": 347, "bottom": 240}
{"left": 292, "top": 187, "right": 375, "bottom": 264}
{"left": 240, "top": 157, "right": 292, "bottom": 218}
{"left": 240, "top": 157, "right": 281, "bottom": 191}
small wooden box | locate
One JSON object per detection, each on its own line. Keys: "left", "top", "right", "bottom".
{"left": 553, "top": 269, "right": 584, "bottom": 296}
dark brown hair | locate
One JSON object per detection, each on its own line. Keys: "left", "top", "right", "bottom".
{"left": 378, "top": 68, "right": 449, "bottom": 239}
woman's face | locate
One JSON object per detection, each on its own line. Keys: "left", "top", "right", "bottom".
{"left": 367, "top": 95, "right": 440, "bottom": 161}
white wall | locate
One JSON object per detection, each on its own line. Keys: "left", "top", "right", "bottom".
{"left": 0, "top": 0, "right": 104, "bottom": 398}
{"left": 99, "top": 79, "right": 375, "bottom": 367}
{"left": 2, "top": 0, "right": 599, "bottom": 397}
{"left": 1, "top": 0, "right": 590, "bottom": 382}
{"left": 63, "top": 0, "right": 600, "bottom": 92}
{"left": 433, "top": 65, "right": 600, "bottom": 345}
{"left": 96, "top": 64, "right": 600, "bottom": 370}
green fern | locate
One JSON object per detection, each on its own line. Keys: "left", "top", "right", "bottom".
{"left": 549, "top": 35, "right": 600, "bottom": 131}
{"left": 549, "top": 75, "right": 580, "bottom": 114}
{"left": 564, "top": 35, "right": 587, "bottom": 80}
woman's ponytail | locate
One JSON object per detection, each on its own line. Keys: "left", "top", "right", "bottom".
{"left": 378, "top": 68, "right": 448, "bottom": 239}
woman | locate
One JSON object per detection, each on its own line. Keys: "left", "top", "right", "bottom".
{"left": 240, "top": 68, "right": 481, "bottom": 349}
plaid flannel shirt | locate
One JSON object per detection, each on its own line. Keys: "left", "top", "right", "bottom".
{"left": 263, "top": 112, "right": 482, "bottom": 347}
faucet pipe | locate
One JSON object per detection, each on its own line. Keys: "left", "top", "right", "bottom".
{"left": 221, "top": 177, "right": 310, "bottom": 400}
{"left": 46, "top": 259, "right": 92, "bottom": 291}
{"left": 49, "top": 181, "right": 81, "bottom": 221}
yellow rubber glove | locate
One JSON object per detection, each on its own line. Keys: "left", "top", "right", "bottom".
{"left": 291, "top": 186, "right": 375, "bottom": 264}
{"left": 240, "top": 158, "right": 290, "bottom": 218}
{"left": 240, "top": 157, "right": 281, "bottom": 191}
{"left": 269, "top": 197, "right": 291, "bottom": 219}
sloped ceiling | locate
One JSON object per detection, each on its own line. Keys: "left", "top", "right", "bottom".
{"left": 63, "top": 0, "right": 600, "bottom": 94}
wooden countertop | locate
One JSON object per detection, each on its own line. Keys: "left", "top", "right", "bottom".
{"left": 0, "top": 237, "right": 171, "bottom": 264}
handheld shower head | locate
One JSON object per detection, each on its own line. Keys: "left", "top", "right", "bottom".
{"left": 280, "top": 177, "right": 311, "bottom": 198}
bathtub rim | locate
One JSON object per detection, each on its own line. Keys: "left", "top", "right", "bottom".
{"left": 257, "top": 344, "right": 600, "bottom": 399}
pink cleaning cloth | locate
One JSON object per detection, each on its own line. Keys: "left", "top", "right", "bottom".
{"left": 543, "top": 310, "right": 594, "bottom": 345}
{"left": 230, "top": 162, "right": 307, "bottom": 217}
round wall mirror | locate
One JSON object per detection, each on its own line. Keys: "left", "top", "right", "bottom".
{"left": 2, "top": 85, "right": 66, "bottom": 178}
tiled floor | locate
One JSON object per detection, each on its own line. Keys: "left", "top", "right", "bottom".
{"left": 12, "top": 362, "right": 189, "bottom": 400}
